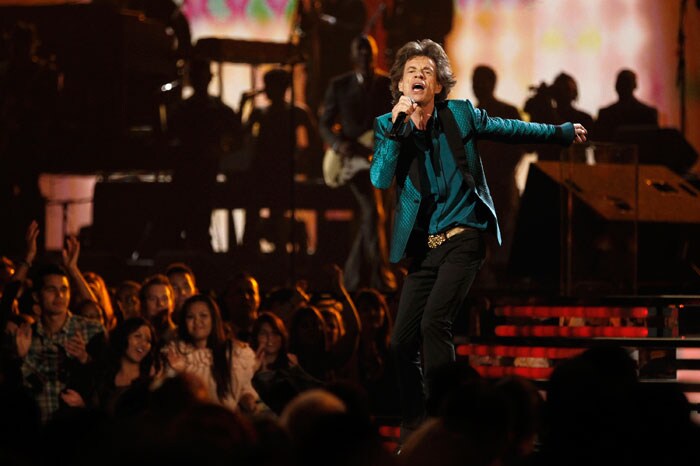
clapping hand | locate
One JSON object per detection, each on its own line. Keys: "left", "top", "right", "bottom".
{"left": 25, "top": 220, "right": 39, "bottom": 265}
{"left": 60, "top": 389, "right": 86, "bottom": 408}
{"left": 65, "top": 332, "right": 88, "bottom": 364}
{"left": 62, "top": 236, "right": 80, "bottom": 272}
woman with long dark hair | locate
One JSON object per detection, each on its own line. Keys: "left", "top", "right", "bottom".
{"left": 81, "top": 317, "right": 157, "bottom": 414}
{"left": 251, "top": 312, "right": 320, "bottom": 414}
{"left": 165, "top": 294, "right": 260, "bottom": 412}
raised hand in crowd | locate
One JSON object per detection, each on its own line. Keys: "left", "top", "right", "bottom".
{"left": 61, "top": 235, "right": 99, "bottom": 307}
{"left": 14, "top": 321, "right": 32, "bottom": 358}
{"left": 165, "top": 345, "right": 187, "bottom": 373}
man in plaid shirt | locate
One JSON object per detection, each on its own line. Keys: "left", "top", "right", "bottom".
{"left": 15, "top": 264, "right": 105, "bottom": 423}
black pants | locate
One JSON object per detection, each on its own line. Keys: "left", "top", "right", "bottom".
{"left": 391, "top": 229, "right": 485, "bottom": 440}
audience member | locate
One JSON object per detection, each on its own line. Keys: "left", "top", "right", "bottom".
{"left": 165, "top": 261, "right": 198, "bottom": 321}
{"left": 251, "top": 312, "right": 321, "bottom": 414}
{"left": 353, "top": 288, "right": 399, "bottom": 416}
{"left": 219, "top": 272, "right": 261, "bottom": 343}
{"left": 15, "top": 264, "right": 106, "bottom": 423}
{"left": 140, "top": 274, "right": 177, "bottom": 345}
{"left": 83, "top": 271, "right": 117, "bottom": 329}
{"left": 114, "top": 280, "right": 141, "bottom": 321}
{"left": 96, "top": 317, "right": 158, "bottom": 415}
{"left": 165, "top": 294, "right": 261, "bottom": 413}
{"left": 262, "top": 285, "right": 310, "bottom": 331}
{"left": 74, "top": 299, "right": 108, "bottom": 328}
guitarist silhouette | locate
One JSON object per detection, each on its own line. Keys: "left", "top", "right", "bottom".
{"left": 319, "top": 34, "right": 396, "bottom": 292}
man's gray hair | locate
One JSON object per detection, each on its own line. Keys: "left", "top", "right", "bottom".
{"left": 389, "top": 39, "right": 457, "bottom": 104}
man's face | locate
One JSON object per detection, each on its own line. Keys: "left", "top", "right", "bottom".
{"left": 36, "top": 274, "right": 70, "bottom": 317}
{"left": 117, "top": 286, "right": 141, "bottom": 320}
{"left": 225, "top": 277, "right": 260, "bottom": 329}
{"left": 398, "top": 56, "right": 443, "bottom": 106}
{"left": 169, "top": 272, "right": 197, "bottom": 311}
{"left": 351, "top": 40, "right": 374, "bottom": 74}
{"left": 144, "top": 284, "right": 175, "bottom": 321}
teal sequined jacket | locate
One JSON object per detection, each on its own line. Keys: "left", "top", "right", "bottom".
{"left": 370, "top": 99, "right": 574, "bottom": 263}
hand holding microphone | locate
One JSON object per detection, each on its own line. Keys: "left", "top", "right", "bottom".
{"left": 389, "top": 94, "right": 418, "bottom": 138}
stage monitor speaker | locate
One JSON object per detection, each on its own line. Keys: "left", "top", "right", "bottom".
{"left": 614, "top": 127, "right": 698, "bottom": 175}
{"left": 509, "top": 162, "right": 700, "bottom": 293}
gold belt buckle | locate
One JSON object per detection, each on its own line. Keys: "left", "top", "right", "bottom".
{"left": 427, "top": 232, "right": 447, "bottom": 249}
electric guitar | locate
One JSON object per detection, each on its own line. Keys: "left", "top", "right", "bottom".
{"left": 322, "top": 130, "right": 373, "bottom": 188}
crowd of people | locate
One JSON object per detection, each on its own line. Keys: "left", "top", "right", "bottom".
{"left": 1, "top": 221, "right": 698, "bottom": 466}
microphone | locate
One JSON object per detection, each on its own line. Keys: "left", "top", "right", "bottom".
{"left": 389, "top": 111, "right": 407, "bottom": 138}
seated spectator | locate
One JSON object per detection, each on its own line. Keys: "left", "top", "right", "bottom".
{"left": 165, "top": 294, "right": 261, "bottom": 413}
{"left": 251, "top": 312, "right": 321, "bottom": 414}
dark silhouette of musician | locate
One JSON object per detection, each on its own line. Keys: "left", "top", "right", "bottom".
{"left": 471, "top": 65, "right": 523, "bottom": 284}
{"left": 594, "top": 69, "right": 658, "bottom": 141}
{"left": 244, "top": 68, "right": 319, "bottom": 253}
{"left": 297, "top": 0, "right": 366, "bottom": 113}
{"left": 550, "top": 73, "right": 594, "bottom": 131}
{"left": 524, "top": 72, "right": 593, "bottom": 161}
{"left": 319, "top": 35, "right": 396, "bottom": 292}
{"left": 168, "top": 58, "right": 241, "bottom": 251}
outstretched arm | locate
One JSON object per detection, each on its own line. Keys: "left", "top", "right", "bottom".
{"left": 327, "top": 265, "right": 362, "bottom": 368}
{"left": 1, "top": 221, "right": 39, "bottom": 325}
{"left": 12, "top": 220, "right": 39, "bottom": 284}
{"left": 471, "top": 101, "right": 587, "bottom": 145}
{"left": 62, "top": 236, "right": 98, "bottom": 305}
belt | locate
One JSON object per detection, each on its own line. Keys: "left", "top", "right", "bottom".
{"left": 427, "top": 226, "right": 474, "bottom": 249}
